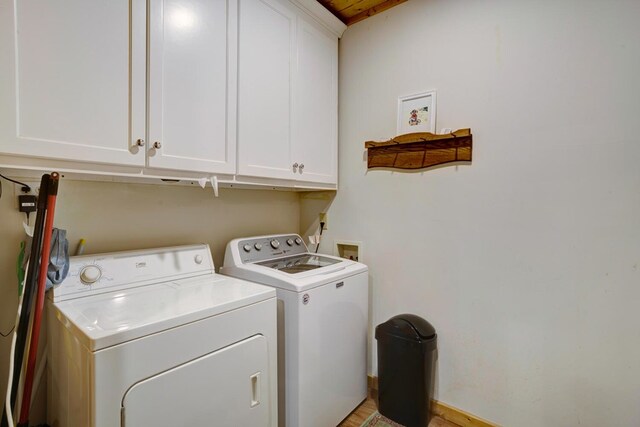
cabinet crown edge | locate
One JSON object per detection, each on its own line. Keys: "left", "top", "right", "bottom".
{"left": 291, "top": 0, "right": 347, "bottom": 37}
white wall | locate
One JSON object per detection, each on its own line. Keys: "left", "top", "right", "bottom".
{"left": 314, "top": 0, "right": 640, "bottom": 425}
{"left": 0, "top": 179, "right": 300, "bottom": 418}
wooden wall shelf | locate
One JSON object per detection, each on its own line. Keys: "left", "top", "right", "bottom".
{"left": 364, "top": 128, "right": 472, "bottom": 170}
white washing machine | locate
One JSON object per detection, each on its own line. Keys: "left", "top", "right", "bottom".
{"left": 221, "top": 234, "right": 368, "bottom": 427}
{"left": 46, "top": 244, "right": 277, "bottom": 427}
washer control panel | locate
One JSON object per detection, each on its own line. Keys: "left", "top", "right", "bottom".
{"left": 238, "top": 234, "right": 308, "bottom": 263}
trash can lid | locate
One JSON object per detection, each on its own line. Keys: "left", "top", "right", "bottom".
{"left": 377, "top": 314, "right": 436, "bottom": 340}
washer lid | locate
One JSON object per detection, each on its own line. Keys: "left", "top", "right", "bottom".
{"left": 50, "top": 274, "right": 275, "bottom": 351}
{"left": 255, "top": 254, "right": 341, "bottom": 273}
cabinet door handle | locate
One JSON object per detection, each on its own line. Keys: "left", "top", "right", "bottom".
{"left": 153, "top": 141, "right": 162, "bottom": 149}
{"left": 135, "top": 138, "right": 145, "bottom": 147}
{"left": 292, "top": 162, "right": 299, "bottom": 172}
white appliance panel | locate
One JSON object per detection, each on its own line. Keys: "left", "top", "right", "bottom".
{"left": 298, "top": 272, "right": 368, "bottom": 425}
{"left": 222, "top": 234, "right": 367, "bottom": 292}
{"left": 222, "top": 234, "right": 369, "bottom": 427}
{"left": 123, "top": 335, "right": 269, "bottom": 426}
{"left": 47, "top": 245, "right": 278, "bottom": 427}
{"left": 280, "top": 272, "right": 368, "bottom": 427}
{"left": 51, "top": 244, "right": 214, "bottom": 302}
{"left": 51, "top": 275, "right": 274, "bottom": 350}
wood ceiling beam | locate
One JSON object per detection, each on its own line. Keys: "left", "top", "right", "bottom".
{"left": 344, "top": 0, "right": 407, "bottom": 25}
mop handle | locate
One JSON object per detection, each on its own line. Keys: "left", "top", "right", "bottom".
{"left": 1, "top": 175, "right": 50, "bottom": 427}
{"left": 17, "top": 172, "right": 59, "bottom": 427}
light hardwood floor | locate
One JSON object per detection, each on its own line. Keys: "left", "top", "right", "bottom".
{"left": 339, "top": 398, "right": 459, "bottom": 427}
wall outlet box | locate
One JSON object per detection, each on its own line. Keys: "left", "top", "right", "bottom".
{"left": 334, "top": 240, "right": 362, "bottom": 262}
{"left": 12, "top": 180, "right": 40, "bottom": 197}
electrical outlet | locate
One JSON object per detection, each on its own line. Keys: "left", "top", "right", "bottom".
{"left": 319, "top": 212, "right": 328, "bottom": 230}
{"left": 12, "top": 180, "right": 40, "bottom": 197}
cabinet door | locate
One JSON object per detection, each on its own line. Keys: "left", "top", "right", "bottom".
{"left": 292, "top": 17, "right": 338, "bottom": 184}
{"left": 147, "top": 0, "right": 237, "bottom": 174}
{"left": 237, "top": 0, "right": 297, "bottom": 180}
{"left": 0, "top": 0, "right": 146, "bottom": 167}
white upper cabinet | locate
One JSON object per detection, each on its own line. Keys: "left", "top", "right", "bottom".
{"left": 147, "top": 0, "right": 237, "bottom": 174}
{"left": 0, "top": 0, "right": 146, "bottom": 166}
{"left": 292, "top": 17, "right": 338, "bottom": 184}
{"left": 237, "top": 0, "right": 297, "bottom": 180}
{"left": 238, "top": 0, "right": 338, "bottom": 185}
{"left": 0, "top": 0, "right": 340, "bottom": 187}
{"left": 0, "top": 0, "right": 235, "bottom": 175}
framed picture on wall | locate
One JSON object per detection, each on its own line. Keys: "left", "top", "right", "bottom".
{"left": 397, "top": 91, "right": 437, "bottom": 134}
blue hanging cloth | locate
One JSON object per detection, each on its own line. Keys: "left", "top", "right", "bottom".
{"left": 46, "top": 228, "right": 69, "bottom": 290}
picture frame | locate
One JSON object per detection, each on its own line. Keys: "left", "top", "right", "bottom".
{"left": 397, "top": 90, "right": 437, "bottom": 134}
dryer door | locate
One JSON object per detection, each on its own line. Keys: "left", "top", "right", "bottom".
{"left": 121, "top": 334, "right": 270, "bottom": 426}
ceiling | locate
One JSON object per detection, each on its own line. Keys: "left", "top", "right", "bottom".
{"left": 317, "top": 0, "right": 407, "bottom": 25}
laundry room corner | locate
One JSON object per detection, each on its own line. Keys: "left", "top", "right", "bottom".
{"left": 0, "top": 178, "right": 303, "bottom": 422}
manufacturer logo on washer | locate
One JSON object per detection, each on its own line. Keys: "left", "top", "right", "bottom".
{"left": 302, "top": 293, "right": 310, "bottom": 305}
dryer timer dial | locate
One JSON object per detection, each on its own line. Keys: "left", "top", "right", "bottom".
{"left": 80, "top": 265, "right": 102, "bottom": 285}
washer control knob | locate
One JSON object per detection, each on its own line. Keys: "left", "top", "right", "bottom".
{"left": 286, "top": 238, "right": 294, "bottom": 246}
{"left": 80, "top": 265, "right": 102, "bottom": 285}
{"left": 194, "top": 254, "right": 203, "bottom": 264}
{"left": 295, "top": 237, "right": 302, "bottom": 245}
{"left": 270, "top": 239, "right": 280, "bottom": 249}
{"left": 243, "top": 244, "right": 252, "bottom": 252}
{"left": 254, "top": 243, "right": 262, "bottom": 251}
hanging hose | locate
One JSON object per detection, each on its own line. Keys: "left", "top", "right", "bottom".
{"left": 3, "top": 290, "right": 23, "bottom": 427}
{"left": 18, "top": 172, "right": 59, "bottom": 427}
{"left": 4, "top": 327, "right": 17, "bottom": 427}
{"left": 1, "top": 175, "right": 50, "bottom": 427}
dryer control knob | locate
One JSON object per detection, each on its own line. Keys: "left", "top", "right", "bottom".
{"left": 270, "top": 239, "right": 280, "bottom": 249}
{"left": 194, "top": 254, "right": 203, "bottom": 264}
{"left": 243, "top": 244, "right": 252, "bottom": 252}
{"left": 80, "top": 265, "right": 102, "bottom": 285}
{"left": 286, "top": 238, "right": 294, "bottom": 246}
{"left": 295, "top": 237, "right": 302, "bottom": 245}
{"left": 254, "top": 243, "right": 262, "bottom": 250}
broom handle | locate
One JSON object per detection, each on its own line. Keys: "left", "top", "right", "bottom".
{"left": 17, "top": 172, "right": 59, "bottom": 427}
{"left": 1, "top": 175, "right": 50, "bottom": 427}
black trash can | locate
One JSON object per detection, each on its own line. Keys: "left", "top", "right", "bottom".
{"left": 375, "top": 314, "right": 437, "bottom": 427}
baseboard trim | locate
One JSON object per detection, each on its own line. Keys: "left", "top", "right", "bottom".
{"left": 367, "top": 375, "right": 498, "bottom": 427}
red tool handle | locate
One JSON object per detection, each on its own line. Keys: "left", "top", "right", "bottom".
{"left": 18, "top": 172, "right": 59, "bottom": 427}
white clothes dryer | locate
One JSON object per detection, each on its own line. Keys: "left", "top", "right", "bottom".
{"left": 47, "top": 244, "right": 277, "bottom": 427}
{"left": 221, "top": 234, "right": 369, "bottom": 427}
